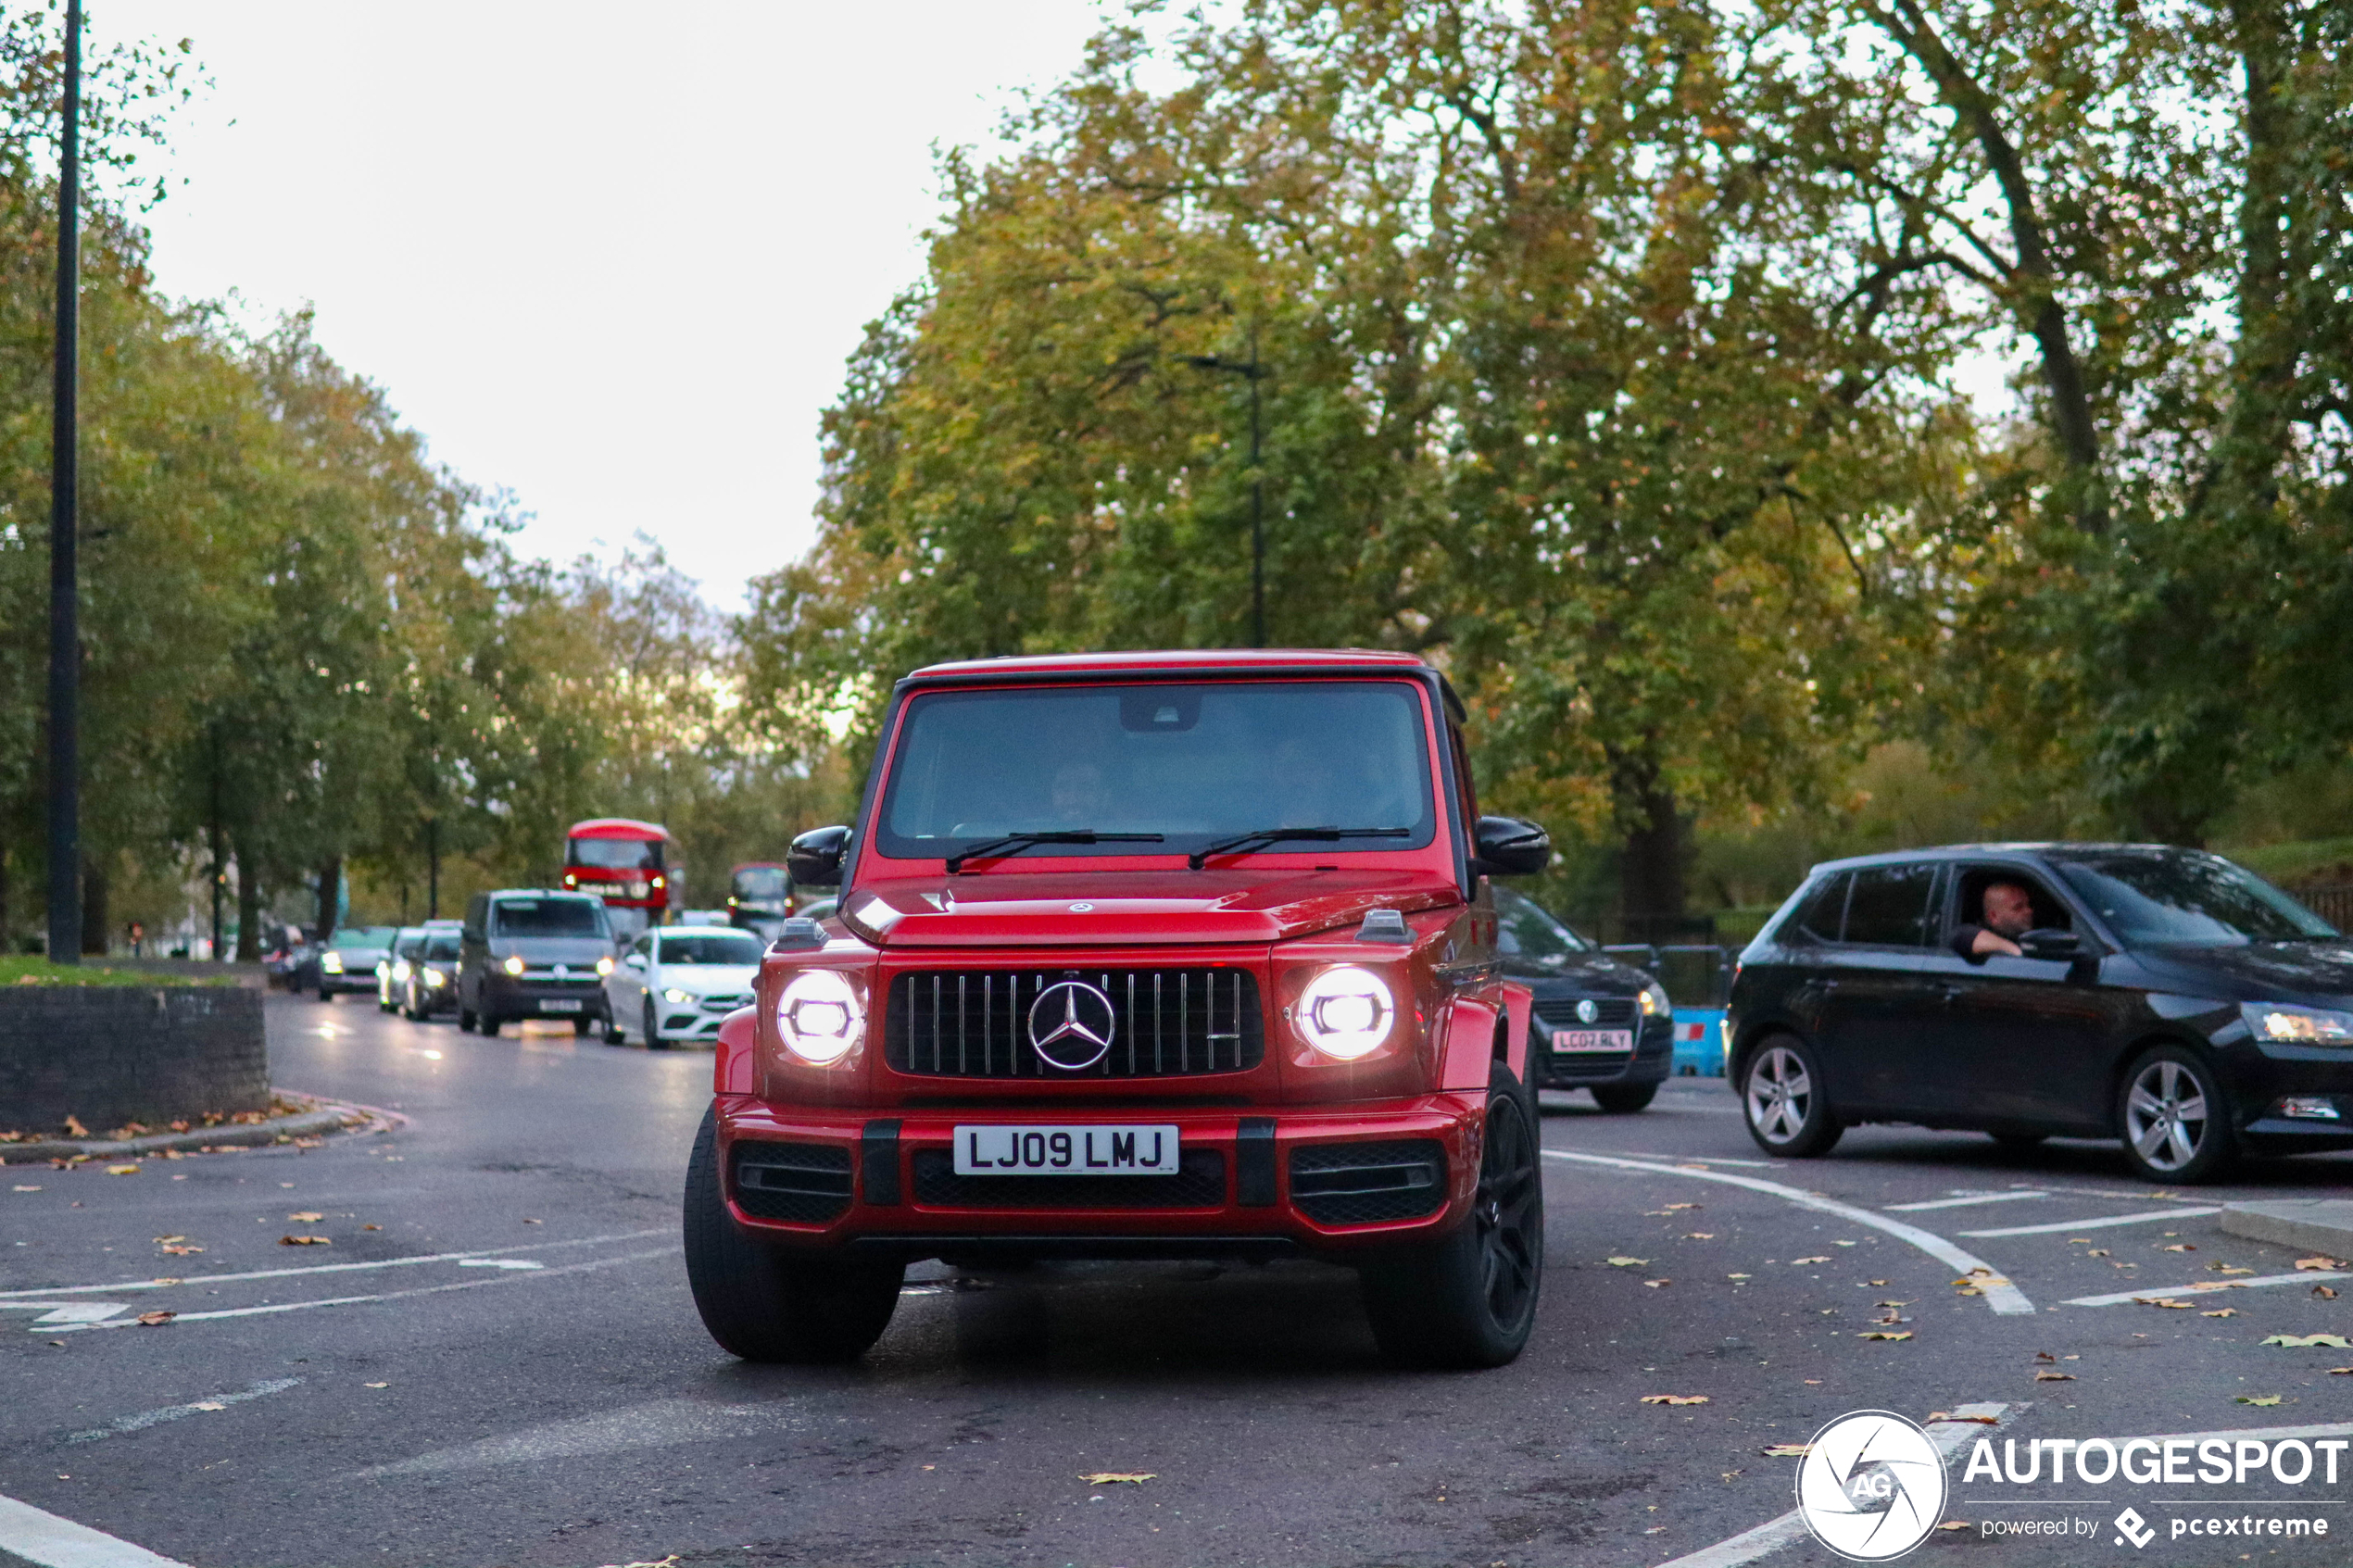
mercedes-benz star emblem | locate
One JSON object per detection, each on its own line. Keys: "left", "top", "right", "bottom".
{"left": 1028, "top": 980, "right": 1116, "bottom": 1072}
{"left": 1575, "top": 997, "right": 1599, "bottom": 1024}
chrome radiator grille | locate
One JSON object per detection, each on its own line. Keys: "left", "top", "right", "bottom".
{"left": 883, "top": 969, "right": 1265, "bottom": 1078}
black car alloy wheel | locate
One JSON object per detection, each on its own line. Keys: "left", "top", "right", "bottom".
{"left": 2116, "top": 1047, "right": 2234, "bottom": 1183}
{"left": 1741, "top": 1035, "right": 1843, "bottom": 1158}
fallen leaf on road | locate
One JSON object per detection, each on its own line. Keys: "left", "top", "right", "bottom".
{"left": 134, "top": 1311, "right": 174, "bottom": 1326}
{"left": 159, "top": 1245, "right": 203, "bottom": 1256}
{"left": 362, "top": 1223, "right": 381, "bottom": 1231}
{"left": 522, "top": 1218, "right": 543, "bottom": 1224}
{"left": 279, "top": 1235, "right": 331, "bottom": 1247}
{"left": 2329, "top": 1368, "right": 2353, "bottom": 1376}
{"left": 1927, "top": 1413, "right": 1999, "bottom": 1424}
{"left": 105, "top": 1164, "right": 139, "bottom": 1175}
{"left": 364, "top": 1382, "right": 389, "bottom": 1389}
{"left": 2208, "top": 1263, "right": 2256, "bottom": 1274}
{"left": 2034, "top": 1351, "right": 2057, "bottom": 1362}
{"left": 2158, "top": 1244, "right": 2196, "bottom": 1252}
{"left": 12, "top": 1185, "right": 40, "bottom": 1192}
{"left": 2034, "top": 1372, "right": 2075, "bottom": 1382}
{"left": 1640, "top": 1395, "right": 1709, "bottom": 1405}
{"left": 1643, "top": 1279, "right": 1672, "bottom": 1288}
{"left": 2134, "top": 1298, "right": 2194, "bottom": 1309}
{"left": 1606, "top": 1257, "right": 1651, "bottom": 1267}
{"left": 2261, "top": 1334, "right": 2352, "bottom": 1348}
{"left": 189, "top": 1401, "right": 226, "bottom": 1411}
{"left": 1722, "top": 1470, "right": 1743, "bottom": 1482}
{"left": 2295, "top": 1257, "right": 2347, "bottom": 1271}
{"left": 153, "top": 1236, "right": 184, "bottom": 1245}
{"left": 1955, "top": 1286, "right": 1982, "bottom": 1297}
{"left": 1684, "top": 1233, "right": 1715, "bottom": 1240}
{"left": 1662, "top": 1202, "right": 1698, "bottom": 1210}
{"left": 286, "top": 1211, "right": 323, "bottom": 1223}
{"left": 1869, "top": 1279, "right": 1888, "bottom": 1286}
{"left": 1856, "top": 1331, "right": 1914, "bottom": 1341}
{"left": 2236, "top": 1396, "right": 2283, "bottom": 1406}
{"left": 1875, "top": 1299, "right": 1911, "bottom": 1307}
{"left": 1834, "top": 1240, "right": 1856, "bottom": 1247}
{"left": 1792, "top": 1257, "right": 1831, "bottom": 1265}
{"left": 1727, "top": 1273, "right": 1753, "bottom": 1280}
{"left": 1079, "top": 1473, "right": 1155, "bottom": 1484}
{"left": 64, "top": 1116, "right": 89, "bottom": 1137}
{"left": 2202, "top": 1309, "right": 2240, "bottom": 1318}
{"left": 2316, "top": 1286, "right": 2339, "bottom": 1299}
{"left": 2088, "top": 1248, "right": 2111, "bottom": 1257}
{"left": 1762, "top": 1444, "right": 1812, "bottom": 1457}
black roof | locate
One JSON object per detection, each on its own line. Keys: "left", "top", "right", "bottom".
{"left": 1804, "top": 842, "right": 2203, "bottom": 877}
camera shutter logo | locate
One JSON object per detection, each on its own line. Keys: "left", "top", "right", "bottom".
{"left": 1028, "top": 980, "right": 1117, "bottom": 1071}
{"left": 1794, "top": 1411, "right": 1948, "bottom": 1562}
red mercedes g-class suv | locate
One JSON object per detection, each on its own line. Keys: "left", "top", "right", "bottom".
{"left": 684, "top": 650, "right": 1553, "bottom": 1367}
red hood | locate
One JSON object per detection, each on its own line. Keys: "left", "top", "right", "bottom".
{"left": 837, "top": 869, "right": 1461, "bottom": 948}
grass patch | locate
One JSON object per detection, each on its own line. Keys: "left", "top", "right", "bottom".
{"left": 0, "top": 956, "right": 239, "bottom": 988}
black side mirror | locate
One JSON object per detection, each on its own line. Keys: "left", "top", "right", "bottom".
{"left": 786, "top": 825, "right": 852, "bottom": 889}
{"left": 1472, "top": 815, "right": 1551, "bottom": 878}
{"left": 2018, "top": 928, "right": 2082, "bottom": 960}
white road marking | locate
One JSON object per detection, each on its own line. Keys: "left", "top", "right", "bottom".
{"left": 0, "top": 1303, "right": 132, "bottom": 1328}
{"left": 2134, "top": 1420, "right": 2353, "bottom": 1446}
{"left": 1601, "top": 1151, "right": 1773, "bottom": 1167}
{"left": 1543, "top": 1150, "right": 2037, "bottom": 1313}
{"left": 48, "top": 1248, "right": 673, "bottom": 1333}
{"left": 1654, "top": 1402, "right": 2020, "bottom": 1568}
{"left": 1958, "top": 1206, "right": 2223, "bottom": 1237}
{"left": 2062, "top": 1269, "right": 2351, "bottom": 1307}
{"left": 65, "top": 1378, "right": 303, "bottom": 1444}
{"left": 1885, "top": 1191, "right": 2048, "bottom": 1211}
{"left": 353, "top": 1397, "right": 806, "bottom": 1477}
{"left": 0, "top": 1228, "right": 668, "bottom": 1302}
{"left": 0, "top": 1493, "right": 190, "bottom": 1568}
{"left": 456, "top": 1259, "right": 544, "bottom": 1271}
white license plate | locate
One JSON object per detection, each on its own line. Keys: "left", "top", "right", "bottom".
{"left": 1552, "top": 1028, "right": 1632, "bottom": 1053}
{"left": 537, "top": 998, "right": 584, "bottom": 1014}
{"left": 951, "top": 1124, "right": 1180, "bottom": 1175}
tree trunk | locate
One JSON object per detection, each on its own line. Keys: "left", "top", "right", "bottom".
{"left": 315, "top": 858, "right": 343, "bottom": 942}
{"left": 79, "top": 852, "right": 107, "bottom": 957}
{"left": 1610, "top": 749, "right": 1689, "bottom": 943}
{"left": 234, "top": 838, "right": 263, "bottom": 962}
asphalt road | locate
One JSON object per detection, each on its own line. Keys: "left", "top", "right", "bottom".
{"left": 6, "top": 993, "right": 2352, "bottom": 1568}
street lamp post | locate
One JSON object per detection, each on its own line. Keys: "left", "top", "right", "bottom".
{"left": 1183, "top": 322, "right": 1269, "bottom": 647}
{"left": 46, "top": 0, "right": 82, "bottom": 964}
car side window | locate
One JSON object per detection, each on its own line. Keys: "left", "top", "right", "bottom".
{"left": 1950, "top": 867, "right": 2073, "bottom": 936}
{"left": 1790, "top": 872, "right": 1851, "bottom": 944}
{"left": 1842, "top": 863, "right": 1941, "bottom": 947}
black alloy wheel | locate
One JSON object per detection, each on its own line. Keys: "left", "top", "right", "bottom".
{"left": 1360, "top": 1062, "right": 1544, "bottom": 1369}
{"left": 681, "top": 1107, "right": 903, "bottom": 1362}
{"left": 2116, "top": 1046, "right": 2236, "bottom": 1184}
{"left": 1591, "top": 1083, "right": 1658, "bottom": 1114}
{"left": 1740, "top": 1034, "right": 1843, "bottom": 1158}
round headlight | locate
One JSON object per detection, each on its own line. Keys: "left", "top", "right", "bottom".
{"left": 595, "top": 955, "right": 615, "bottom": 976}
{"left": 422, "top": 967, "right": 447, "bottom": 986}
{"left": 1297, "top": 965, "right": 1395, "bottom": 1060}
{"left": 502, "top": 954, "right": 524, "bottom": 975}
{"left": 775, "top": 969, "right": 863, "bottom": 1065}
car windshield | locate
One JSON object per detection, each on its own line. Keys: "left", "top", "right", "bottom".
{"left": 330, "top": 927, "right": 396, "bottom": 950}
{"left": 569, "top": 836, "right": 661, "bottom": 871}
{"left": 875, "top": 681, "right": 1436, "bottom": 861}
{"left": 491, "top": 898, "right": 609, "bottom": 938}
{"left": 659, "top": 933, "right": 763, "bottom": 965}
{"left": 1494, "top": 886, "right": 1593, "bottom": 956}
{"left": 422, "top": 935, "right": 460, "bottom": 960}
{"left": 2048, "top": 849, "right": 2336, "bottom": 946}
{"left": 733, "top": 868, "right": 788, "bottom": 897}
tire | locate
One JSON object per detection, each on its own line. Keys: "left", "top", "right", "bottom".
{"left": 645, "top": 997, "right": 666, "bottom": 1051}
{"left": 573, "top": 1015, "right": 592, "bottom": 1036}
{"left": 601, "top": 1011, "right": 626, "bottom": 1046}
{"left": 681, "top": 1106, "right": 903, "bottom": 1361}
{"left": 1360, "top": 1062, "right": 1544, "bottom": 1369}
{"left": 1740, "top": 1035, "right": 1843, "bottom": 1158}
{"left": 1989, "top": 1131, "right": 2048, "bottom": 1151}
{"left": 478, "top": 1012, "right": 501, "bottom": 1036}
{"left": 1591, "top": 1083, "right": 1658, "bottom": 1114}
{"left": 2116, "top": 1046, "right": 2236, "bottom": 1184}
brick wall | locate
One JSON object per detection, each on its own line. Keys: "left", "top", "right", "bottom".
{"left": 0, "top": 987, "right": 269, "bottom": 1134}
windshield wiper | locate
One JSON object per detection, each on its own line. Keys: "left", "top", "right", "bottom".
{"left": 944, "top": 830, "right": 1164, "bottom": 874}
{"left": 1188, "top": 825, "right": 1410, "bottom": 871}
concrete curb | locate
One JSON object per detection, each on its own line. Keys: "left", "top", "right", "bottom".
{"left": 0, "top": 1092, "right": 385, "bottom": 1164}
{"left": 2219, "top": 1200, "right": 2353, "bottom": 1260}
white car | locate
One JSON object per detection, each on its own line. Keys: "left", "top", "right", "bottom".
{"left": 601, "top": 924, "right": 764, "bottom": 1048}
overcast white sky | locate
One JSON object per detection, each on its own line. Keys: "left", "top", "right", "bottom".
{"left": 96, "top": 0, "right": 1112, "bottom": 607}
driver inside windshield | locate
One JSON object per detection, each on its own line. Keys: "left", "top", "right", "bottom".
{"left": 1951, "top": 880, "right": 2033, "bottom": 960}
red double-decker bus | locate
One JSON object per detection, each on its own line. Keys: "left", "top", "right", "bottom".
{"left": 562, "top": 819, "right": 677, "bottom": 939}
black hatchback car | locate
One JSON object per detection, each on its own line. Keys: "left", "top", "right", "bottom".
{"left": 1494, "top": 886, "right": 1674, "bottom": 1112}
{"left": 1727, "top": 843, "right": 2353, "bottom": 1182}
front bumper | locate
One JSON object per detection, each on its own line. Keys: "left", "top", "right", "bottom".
{"left": 1533, "top": 1013, "right": 1673, "bottom": 1089}
{"left": 715, "top": 1094, "right": 1485, "bottom": 1261}
{"left": 2223, "top": 1039, "right": 2353, "bottom": 1153}
{"left": 481, "top": 976, "right": 608, "bottom": 1020}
